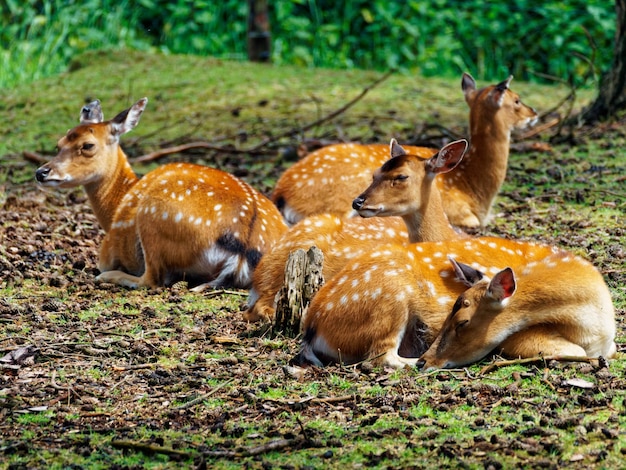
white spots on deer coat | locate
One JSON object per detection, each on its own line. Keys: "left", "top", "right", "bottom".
{"left": 470, "top": 262, "right": 487, "bottom": 272}
{"left": 162, "top": 212, "right": 168, "bottom": 220}
{"left": 426, "top": 281, "right": 437, "bottom": 297}
{"left": 370, "top": 287, "right": 382, "bottom": 299}
{"left": 175, "top": 212, "right": 183, "bottom": 223}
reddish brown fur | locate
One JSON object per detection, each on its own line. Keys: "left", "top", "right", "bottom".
{"left": 298, "top": 237, "right": 615, "bottom": 369}
{"left": 244, "top": 140, "right": 468, "bottom": 322}
{"left": 272, "top": 73, "right": 537, "bottom": 228}
{"left": 419, "top": 252, "right": 616, "bottom": 369}
{"left": 36, "top": 98, "right": 288, "bottom": 289}
{"left": 243, "top": 214, "right": 409, "bottom": 321}
{"left": 354, "top": 139, "right": 469, "bottom": 243}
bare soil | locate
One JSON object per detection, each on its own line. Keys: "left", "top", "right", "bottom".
{"left": 0, "top": 122, "right": 625, "bottom": 468}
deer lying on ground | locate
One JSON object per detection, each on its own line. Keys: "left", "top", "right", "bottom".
{"left": 295, "top": 238, "right": 616, "bottom": 369}
{"left": 417, "top": 256, "right": 617, "bottom": 369}
{"left": 243, "top": 139, "right": 468, "bottom": 322}
{"left": 272, "top": 73, "right": 537, "bottom": 228}
{"left": 35, "top": 98, "right": 288, "bottom": 289}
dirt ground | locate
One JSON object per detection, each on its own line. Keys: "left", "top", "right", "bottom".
{"left": 1, "top": 122, "right": 625, "bottom": 468}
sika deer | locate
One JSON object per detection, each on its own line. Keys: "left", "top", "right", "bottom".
{"left": 243, "top": 139, "right": 469, "bottom": 322}
{"left": 353, "top": 138, "right": 469, "bottom": 243}
{"left": 295, "top": 238, "right": 615, "bottom": 369}
{"left": 417, "top": 255, "right": 617, "bottom": 369}
{"left": 35, "top": 98, "right": 288, "bottom": 289}
{"left": 272, "top": 73, "right": 537, "bottom": 228}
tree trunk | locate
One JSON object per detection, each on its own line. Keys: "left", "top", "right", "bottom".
{"left": 247, "top": 0, "right": 271, "bottom": 62}
{"left": 581, "top": 0, "right": 626, "bottom": 123}
{"left": 273, "top": 247, "right": 324, "bottom": 338}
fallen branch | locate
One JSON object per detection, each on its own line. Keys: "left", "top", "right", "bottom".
{"left": 277, "top": 394, "right": 356, "bottom": 406}
{"left": 131, "top": 141, "right": 272, "bottom": 164}
{"left": 479, "top": 355, "right": 605, "bottom": 375}
{"left": 203, "top": 437, "right": 301, "bottom": 458}
{"left": 247, "top": 69, "right": 395, "bottom": 152}
{"left": 112, "top": 363, "right": 156, "bottom": 371}
{"left": 111, "top": 440, "right": 192, "bottom": 458}
{"left": 24, "top": 71, "right": 394, "bottom": 166}
{"left": 175, "top": 377, "right": 236, "bottom": 409}
{"left": 23, "top": 151, "right": 48, "bottom": 165}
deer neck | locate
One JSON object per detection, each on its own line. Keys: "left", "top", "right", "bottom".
{"left": 403, "top": 183, "right": 462, "bottom": 243}
{"left": 84, "top": 148, "right": 138, "bottom": 232}
{"left": 448, "top": 117, "right": 511, "bottom": 201}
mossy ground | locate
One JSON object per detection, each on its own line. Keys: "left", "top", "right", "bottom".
{"left": 0, "top": 50, "right": 624, "bottom": 468}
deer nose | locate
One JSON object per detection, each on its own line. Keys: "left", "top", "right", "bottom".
{"left": 352, "top": 196, "right": 365, "bottom": 210}
{"left": 35, "top": 167, "right": 51, "bottom": 182}
{"left": 416, "top": 359, "right": 426, "bottom": 370}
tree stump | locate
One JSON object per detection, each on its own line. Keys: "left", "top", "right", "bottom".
{"left": 273, "top": 246, "right": 324, "bottom": 337}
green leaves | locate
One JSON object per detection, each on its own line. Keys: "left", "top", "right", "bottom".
{"left": 0, "top": 0, "right": 617, "bottom": 89}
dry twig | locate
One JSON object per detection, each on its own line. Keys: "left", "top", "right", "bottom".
{"left": 479, "top": 355, "right": 604, "bottom": 375}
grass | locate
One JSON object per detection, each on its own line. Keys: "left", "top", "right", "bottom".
{"left": 0, "top": 50, "right": 624, "bottom": 468}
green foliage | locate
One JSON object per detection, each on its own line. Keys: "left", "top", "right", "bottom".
{"left": 0, "top": 0, "right": 616, "bottom": 89}
{"left": 0, "top": 0, "right": 152, "bottom": 88}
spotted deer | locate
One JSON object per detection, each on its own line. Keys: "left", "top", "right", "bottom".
{"left": 418, "top": 255, "right": 617, "bottom": 369}
{"left": 295, "top": 238, "right": 616, "bottom": 369}
{"left": 35, "top": 98, "right": 288, "bottom": 289}
{"left": 243, "top": 139, "right": 469, "bottom": 322}
{"left": 353, "top": 138, "right": 469, "bottom": 243}
{"left": 272, "top": 73, "right": 538, "bottom": 227}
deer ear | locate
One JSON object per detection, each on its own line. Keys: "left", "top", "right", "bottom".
{"left": 489, "top": 75, "right": 513, "bottom": 108}
{"left": 389, "top": 138, "right": 407, "bottom": 158}
{"left": 426, "top": 139, "right": 468, "bottom": 175}
{"left": 448, "top": 256, "right": 485, "bottom": 287}
{"left": 462, "top": 72, "right": 477, "bottom": 103}
{"left": 487, "top": 267, "right": 516, "bottom": 302}
{"left": 110, "top": 98, "right": 148, "bottom": 136}
{"left": 80, "top": 99, "right": 103, "bottom": 124}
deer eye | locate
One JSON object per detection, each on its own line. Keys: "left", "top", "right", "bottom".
{"left": 394, "top": 175, "right": 408, "bottom": 181}
{"left": 455, "top": 319, "right": 469, "bottom": 333}
{"left": 82, "top": 143, "right": 95, "bottom": 151}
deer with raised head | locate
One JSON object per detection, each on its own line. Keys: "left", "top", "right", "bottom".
{"left": 243, "top": 139, "right": 469, "bottom": 322}
{"left": 272, "top": 72, "right": 538, "bottom": 228}
{"left": 35, "top": 98, "right": 288, "bottom": 289}
{"left": 295, "top": 238, "right": 616, "bottom": 369}
{"left": 353, "top": 138, "right": 469, "bottom": 243}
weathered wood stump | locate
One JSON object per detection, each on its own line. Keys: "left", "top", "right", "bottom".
{"left": 273, "top": 246, "right": 324, "bottom": 337}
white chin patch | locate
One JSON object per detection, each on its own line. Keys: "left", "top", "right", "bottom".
{"left": 358, "top": 208, "right": 381, "bottom": 218}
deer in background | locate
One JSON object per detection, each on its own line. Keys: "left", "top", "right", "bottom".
{"left": 35, "top": 98, "right": 288, "bottom": 290}
{"left": 295, "top": 238, "right": 616, "bottom": 369}
{"left": 243, "top": 139, "right": 468, "bottom": 322}
{"left": 272, "top": 73, "right": 538, "bottom": 228}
